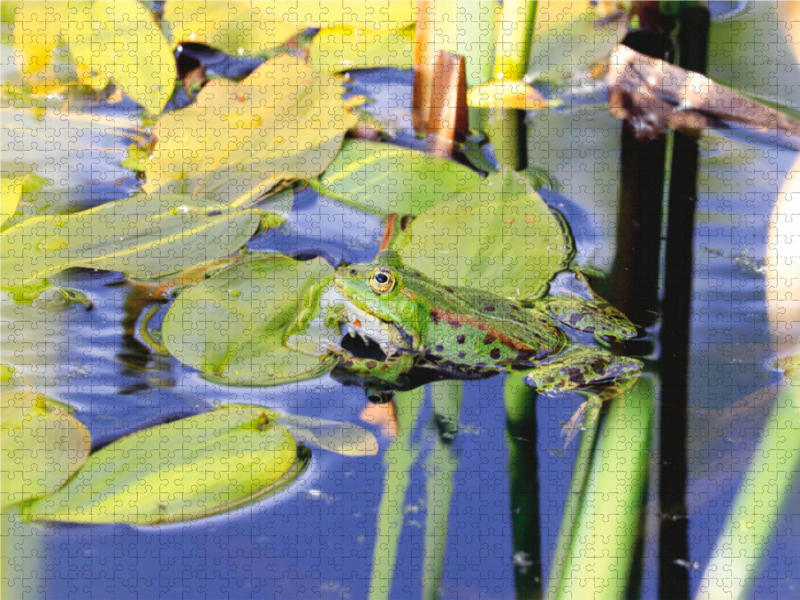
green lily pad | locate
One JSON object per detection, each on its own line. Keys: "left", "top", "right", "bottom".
{"left": 0, "top": 194, "right": 260, "bottom": 287}
{"left": 163, "top": 255, "right": 338, "bottom": 386}
{"left": 162, "top": 1, "right": 415, "bottom": 57}
{"left": 1, "top": 391, "right": 91, "bottom": 509}
{"left": 317, "top": 140, "right": 481, "bottom": 216}
{"left": 310, "top": 25, "right": 414, "bottom": 74}
{"left": 144, "top": 54, "right": 359, "bottom": 208}
{"left": 397, "top": 168, "right": 574, "bottom": 300}
{"left": 28, "top": 404, "right": 306, "bottom": 525}
{"left": 65, "top": 1, "right": 176, "bottom": 114}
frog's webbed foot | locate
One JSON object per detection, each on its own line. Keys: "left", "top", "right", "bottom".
{"left": 542, "top": 295, "right": 638, "bottom": 340}
{"left": 524, "top": 346, "right": 642, "bottom": 396}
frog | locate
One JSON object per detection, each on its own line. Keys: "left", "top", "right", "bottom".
{"left": 285, "top": 250, "right": 642, "bottom": 396}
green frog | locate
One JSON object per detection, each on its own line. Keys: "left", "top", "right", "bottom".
{"left": 285, "top": 251, "right": 642, "bottom": 395}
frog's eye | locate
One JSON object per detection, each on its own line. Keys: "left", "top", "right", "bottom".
{"left": 369, "top": 268, "right": 396, "bottom": 295}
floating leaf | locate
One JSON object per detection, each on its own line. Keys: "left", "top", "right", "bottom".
{"left": 0, "top": 365, "right": 16, "bottom": 384}
{"left": 310, "top": 25, "right": 414, "bottom": 74}
{"left": 1, "top": 391, "right": 91, "bottom": 509}
{"left": 12, "top": 1, "right": 67, "bottom": 75}
{"left": 527, "top": 1, "right": 628, "bottom": 84}
{"left": 1, "top": 177, "right": 22, "bottom": 227}
{"left": 144, "top": 54, "right": 359, "bottom": 207}
{"left": 65, "top": 1, "right": 176, "bottom": 113}
{"left": 467, "top": 80, "right": 562, "bottom": 110}
{"left": 162, "top": 1, "right": 415, "bottom": 56}
{"left": 0, "top": 194, "right": 260, "bottom": 287}
{"left": 28, "top": 404, "right": 306, "bottom": 524}
{"left": 397, "top": 168, "right": 574, "bottom": 300}
{"left": 163, "top": 255, "right": 338, "bottom": 386}
{"left": 316, "top": 140, "right": 480, "bottom": 216}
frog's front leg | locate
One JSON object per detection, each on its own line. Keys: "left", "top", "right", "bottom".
{"left": 337, "top": 349, "right": 418, "bottom": 383}
{"left": 524, "top": 346, "right": 642, "bottom": 396}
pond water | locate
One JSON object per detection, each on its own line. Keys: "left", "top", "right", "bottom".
{"left": 3, "top": 13, "right": 800, "bottom": 600}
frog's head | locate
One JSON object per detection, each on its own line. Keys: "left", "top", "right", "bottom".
{"left": 333, "top": 251, "right": 422, "bottom": 341}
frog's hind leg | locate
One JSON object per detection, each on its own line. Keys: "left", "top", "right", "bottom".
{"left": 524, "top": 347, "right": 642, "bottom": 395}
{"left": 542, "top": 296, "right": 638, "bottom": 340}
{"left": 525, "top": 347, "right": 643, "bottom": 446}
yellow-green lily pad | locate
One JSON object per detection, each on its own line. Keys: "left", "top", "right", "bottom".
{"left": 162, "top": 1, "right": 415, "bottom": 57}
{"left": 310, "top": 25, "right": 414, "bottom": 74}
{"left": 317, "top": 140, "right": 481, "bottom": 216}
{"left": 163, "top": 255, "right": 338, "bottom": 386}
{"left": 144, "top": 54, "right": 359, "bottom": 208}
{"left": 65, "top": 1, "right": 176, "bottom": 114}
{"left": 397, "top": 168, "right": 574, "bottom": 301}
{"left": 0, "top": 194, "right": 260, "bottom": 288}
{"left": 28, "top": 404, "right": 305, "bottom": 525}
{"left": 1, "top": 391, "right": 91, "bottom": 509}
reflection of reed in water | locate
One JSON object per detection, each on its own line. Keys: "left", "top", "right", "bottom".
{"left": 767, "top": 151, "right": 800, "bottom": 362}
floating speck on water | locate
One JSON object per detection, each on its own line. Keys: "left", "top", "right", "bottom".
{"left": 674, "top": 559, "right": 701, "bottom": 571}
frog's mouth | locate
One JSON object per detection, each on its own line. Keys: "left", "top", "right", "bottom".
{"left": 340, "top": 299, "right": 415, "bottom": 356}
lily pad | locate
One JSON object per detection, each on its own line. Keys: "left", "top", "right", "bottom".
{"left": 310, "top": 25, "right": 414, "bottom": 74}
{"left": 1, "top": 391, "right": 91, "bottom": 509}
{"left": 0, "top": 173, "right": 48, "bottom": 228}
{"left": 0, "top": 194, "right": 260, "bottom": 288}
{"left": 527, "top": 1, "right": 627, "bottom": 84}
{"left": 65, "top": 1, "right": 176, "bottom": 114}
{"left": 162, "top": 1, "right": 415, "bottom": 57}
{"left": 467, "top": 80, "right": 563, "bottom": 110}
{"left": 397, "top": 169, "right": 574, "bottom": 300}
{"left": 317, "top": 140, "right": 481, "bottom": 216}
{"left": 144, "top": 54, "right": 359, "bottom": 207}
{"left": 162, "top": 255, "right": 338, "bottom": 386}
{"left": 12, "top": 1, "right": 67, "bottom": 75}
{"left": 28, "top": 404, "right": 306, "bottom": 524}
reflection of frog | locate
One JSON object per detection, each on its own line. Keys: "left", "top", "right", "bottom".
{"left": 286, "top": 251, "right": 642, "bottom": 394}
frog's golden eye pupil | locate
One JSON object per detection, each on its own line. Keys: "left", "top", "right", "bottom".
{"left": 369, "top": 269, "right": 395, "bottom": 294}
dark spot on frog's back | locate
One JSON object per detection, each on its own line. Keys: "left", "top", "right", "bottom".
{"left": 458, "top": 351, "right": 466, "bottom": 359}
{"left": 484, "top": 305, "right": 495, "bottom": 312}
{"left": 590, "top": 357, "right": 610, "bottom": 374}
{"left": 566, "top": 367, "right": 586, "bottom": 386}
{"left": 435, "top": 344, "right": 444, "bottom": 352}
{"left": 456, "top": 334, "right": 466, "bottom": 344}
{"left": 490, "top": 348, "right": 501, "bottom": 360}
{"left": 483, "top": 333, "right": 496, "bottom": 345}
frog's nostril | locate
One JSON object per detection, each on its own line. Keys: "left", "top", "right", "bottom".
{"left": 350, "top": 269, "right": 358, "bottom": 276}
